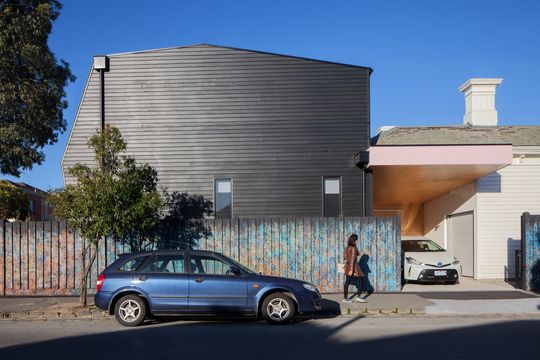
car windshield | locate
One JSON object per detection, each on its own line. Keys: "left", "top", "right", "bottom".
{"left": 402, "top": 240, "right": 444, "bottom": 252}
{"left": 220, "top": 254, "right": 258, "bottom": 274}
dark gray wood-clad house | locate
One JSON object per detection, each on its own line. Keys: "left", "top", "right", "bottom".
{"left": 62, "top": 44, "right": 373, "bottom": 217}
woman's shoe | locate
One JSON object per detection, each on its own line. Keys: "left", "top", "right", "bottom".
{"left": 342, "top": 298, "right": 352, "bottom": 303}
{"left": 354, "top": 297, "right": 367, "bottom": 303}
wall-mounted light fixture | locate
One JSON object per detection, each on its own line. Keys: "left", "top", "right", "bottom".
{"left": 93, "top": 55, "right": 109, "bottom": 132}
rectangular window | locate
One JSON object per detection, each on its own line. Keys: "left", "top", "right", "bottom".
{"left": 215, "top": 179, "right": 232, "bottom": 218}
{"left": 116, "top": 256, "right": 149, "bottom": 272}
{"left": 189, "top": 254, "right": 234, "bottom": 276}
{"left": 324, "top": 177, "right": 341, "bottom": 217}
{"left": 140, "top": 254, "right": 185, "bottom": 273}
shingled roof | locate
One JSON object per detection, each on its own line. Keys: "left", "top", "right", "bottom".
{"left": 371, "top": 126, "right": 540, "bottom": 146}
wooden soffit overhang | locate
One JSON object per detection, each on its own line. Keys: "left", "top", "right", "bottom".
{"left": 370, "top": 144, "right": 513, "bottom": 206}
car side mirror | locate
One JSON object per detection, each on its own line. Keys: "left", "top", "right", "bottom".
{"left": 230, "top": 266, "right": 241, "bottom": 275}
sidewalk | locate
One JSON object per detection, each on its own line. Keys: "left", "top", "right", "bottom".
{"left": 323, "top": 293, "right": 433, "bottom": 315}
{"left": 1, "top": 292, "right": 539, "bottom": 320}
{"left": 425, "top": 298, "right": 540, "bottom": 315}
{"left": 0, "top": 296, "right": 104, "bottom": 320}
{"left": 0, "top": 293, "right": 433, "bottom": 320}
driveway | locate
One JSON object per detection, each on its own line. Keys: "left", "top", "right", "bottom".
{"left": 402, "top": 277, "right": 517, "bottom": 292}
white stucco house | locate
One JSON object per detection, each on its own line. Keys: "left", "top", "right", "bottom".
{"left": 370, "top": 78, "right": 540, "bottom": 280}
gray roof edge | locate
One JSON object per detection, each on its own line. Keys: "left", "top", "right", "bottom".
{"left": 104, "top": 44, "right": 373, "bottom": 72}
{"left": 370, "top": 143, "right": 514, "bottom": 147}
{"left": 377, "top": 124, "right": 539, "bottom": 130}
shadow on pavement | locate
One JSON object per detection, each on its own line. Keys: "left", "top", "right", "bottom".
{"left": 1, "top": 316, "right": 539, "bottom": 359}
{"left": 142, "top": 298, "right": 342, "bottom": 326}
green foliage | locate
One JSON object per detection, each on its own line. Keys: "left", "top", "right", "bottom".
{"left": 49, "top": 124, "right": 162, "bottom": 304}
{"left": 0, "top": 0, "right": 75, "bottom": 176}
{"left": 157, "top": 191, "right": 213, "bottom": 250}
{"left": 0, "top": 180, "right": 29, "bottom": 220}
{"left": 49, "top": 125, "right": 162, "bottom": 244}
{"left": 121, "top": 190, "right": 214, "bottom": 252}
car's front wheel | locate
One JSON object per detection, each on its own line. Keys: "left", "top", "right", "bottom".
{"left": 114, "top": 294, "right": 147, "bottom": 327}
{"left": 262, "top": 293, "right": 295, "bottom": 325}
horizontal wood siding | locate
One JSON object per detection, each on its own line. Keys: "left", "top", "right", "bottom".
{"left": 63, "top": 45, "right": 371, "bottom": 217}
{"left": 476, "top": 156, "right": 540, "bottom": 279}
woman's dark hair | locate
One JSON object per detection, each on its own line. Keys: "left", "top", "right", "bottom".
{"left": 347, "top": 234, "right": 358, "bottom": 247}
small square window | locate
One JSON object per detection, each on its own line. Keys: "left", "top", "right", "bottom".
{"left": 325, "top": 179, "right": 340, "bottom": 194}
{"left": 217, "top": 180, "right": 231, "bottom": 194}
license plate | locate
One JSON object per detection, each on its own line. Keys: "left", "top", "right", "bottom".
{"left": 434, "top": 270, "right": 447, "bottom": 276}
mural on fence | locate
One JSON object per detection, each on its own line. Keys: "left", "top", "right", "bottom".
{"left": 522, "top": 212, "right": 540, "bottom": 292}
{"left": 198, "top": 217, "right": 401, "bottom": 292}
{"left": 0, "top": 216, "right": 401, "bottom": 295}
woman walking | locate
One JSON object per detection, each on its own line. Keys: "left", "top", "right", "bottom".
{"left": 343, "top": 234, "right": 367, "bottom": 303}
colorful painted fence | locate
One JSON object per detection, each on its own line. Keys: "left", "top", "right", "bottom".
{"left": 0, "top": 216, "right": 401, "bottom": 296}
{"left": 199, "top": 217, "right": 401, "bottom": 292}
{"left": 0, "top": 221, "right": 121, "bottom": 296}
{"left": 521, "top": 212, "right": 540, "bottom": 292}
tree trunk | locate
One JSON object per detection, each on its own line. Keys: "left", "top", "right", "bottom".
{"left": 79, "top": 241, "right": 98, "bottom": 306}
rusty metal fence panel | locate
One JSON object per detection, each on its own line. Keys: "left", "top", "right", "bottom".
{"left": 1, "top": 216, "right": 401, "bottom": 295}
{"left": 521, "top": 212, "right": 540, "bottom": 292}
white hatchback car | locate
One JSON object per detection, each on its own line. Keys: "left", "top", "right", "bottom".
{"left": 402, "top": 237, "right": 462, "bottom": 284}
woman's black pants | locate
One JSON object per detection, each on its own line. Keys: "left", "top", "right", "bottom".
{"left": 344, "top": 275, "right": 365, "bottom": 299}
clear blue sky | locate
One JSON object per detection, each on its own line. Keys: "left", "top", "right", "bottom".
{"left": 4, "top": 0, "right": 540, "bottom": 190}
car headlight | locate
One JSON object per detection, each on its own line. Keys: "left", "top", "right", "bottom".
{"left": 452, "top": 257, "right": 460, "bottom": 265}
{"left": 406, "top": 257, "right": 423, "bottom": 265}
{"left": 303, "top": 283, "right": 318, "bottom": 292}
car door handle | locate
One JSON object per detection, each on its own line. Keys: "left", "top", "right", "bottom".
{"left": 138, "top": 275, "right": 149, "bottom": 281}
{"left": 194, "top": 277, "right": 205, "bottom": 283}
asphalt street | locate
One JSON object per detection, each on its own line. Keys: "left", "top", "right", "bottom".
{"left": 1, "top": 316, "right": 538, "bottom": 359}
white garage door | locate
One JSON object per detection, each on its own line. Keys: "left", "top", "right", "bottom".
{"left": 448, "top": 212, "right": 474, "bottom": 277}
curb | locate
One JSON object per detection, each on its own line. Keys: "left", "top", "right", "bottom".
{"left": 0, "top": 307, "right": 428, "bottom": 320}
{"left": 341, "top": 307, "right": 426, "bottom": 316}
{"left": 0, "top": 307, "right": 110, "bottom": 321}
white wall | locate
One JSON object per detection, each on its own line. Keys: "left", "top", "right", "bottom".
{"left": 476, "top": 147, "right": 540, "bottom": 279}
{"left": 423, "top": 182, "right": 477, "bottom": 249}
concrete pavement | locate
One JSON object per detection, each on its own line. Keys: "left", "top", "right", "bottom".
{"left": 426, "top": 298, "right": 540, "bottom": 315}
{"left": 323, "top": 293, "right": 433, "bottom": 314}
{"left": 0, "top": 296, "right": 93, "bottom": 313}
{"left": 1, "top": 290, "right": 539, "bottom": 319}
{"left": 1, "top": 317, "right": 539, "bottom": 359}
{"left": 0, "top": 293, "right": 432, "bottom": 319}
{"left": 402, "top": 277, "right": 517, "bottom": 292}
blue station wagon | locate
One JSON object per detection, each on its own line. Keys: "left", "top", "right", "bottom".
{"left": 95, "top": 250, "right": 322, "bottom": 326}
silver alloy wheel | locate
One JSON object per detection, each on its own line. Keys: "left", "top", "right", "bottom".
{"left": 266, "top": 298, "right": 290, "bottom": 321}
{"left": 118, "top": 299, "right": 141, "bottom": 323}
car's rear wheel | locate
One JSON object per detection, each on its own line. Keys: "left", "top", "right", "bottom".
{"left": 114, "top": 294, "right": 147, "bottom": 327}
{"left": 262, "top": 293, "right": 295, "bottom": 325}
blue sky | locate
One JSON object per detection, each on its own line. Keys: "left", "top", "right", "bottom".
{"left": 4, "top": 0, "right": 540, "bottom": 190}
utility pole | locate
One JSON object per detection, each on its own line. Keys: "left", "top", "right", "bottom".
{"left": 93, "top": 55, "right": 110, "bottom": 258}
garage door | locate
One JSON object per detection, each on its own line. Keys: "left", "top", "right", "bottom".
{"left": 447, "top": 212, "right": 474, "bottom": 277}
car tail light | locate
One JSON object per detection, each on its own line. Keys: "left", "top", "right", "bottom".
{"left": 96, "top": 273, "right": 105, "bottom": 292}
